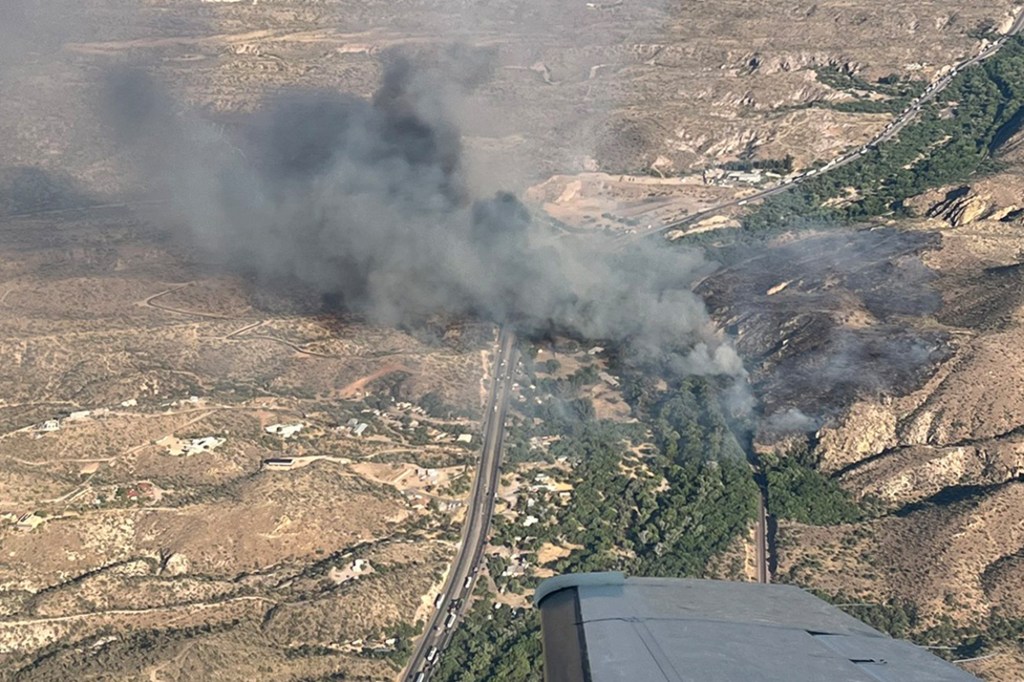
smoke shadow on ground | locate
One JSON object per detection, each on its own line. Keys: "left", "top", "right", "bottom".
{"left": 0, "top": 166, "right": 98, "bottom": 218}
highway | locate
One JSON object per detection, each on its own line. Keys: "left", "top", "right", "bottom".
{"left": 402, "top": 326, "right": 517, "bottom": 682}
{"left": 755, "top": 490, "right": 768, "bottom": 583}
{"left": 622, "top": 20, "right": 1024, "bottom": 244}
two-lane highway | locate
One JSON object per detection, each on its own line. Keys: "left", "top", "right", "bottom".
{"left": 403, "top": 326, "right": 517, "bottom": 682}
{"left": 755, "top": 490, "right": 768, "bottom": 584}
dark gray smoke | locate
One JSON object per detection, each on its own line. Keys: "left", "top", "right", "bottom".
{"left": 102, "top": 52, "right": 746, "bottom": 382}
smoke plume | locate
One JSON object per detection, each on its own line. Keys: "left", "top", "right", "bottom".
{"left": 103, "top": 51, "right": 747, "bottom": 386}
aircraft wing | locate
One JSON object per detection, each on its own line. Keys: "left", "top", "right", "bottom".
{"left": 534, "top": 572, "right": 978, "bottom": 682}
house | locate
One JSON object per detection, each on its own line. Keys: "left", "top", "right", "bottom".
{"left": 263, "top": 458, "right": 296, "bottom": 470}
{"left": 265, "top": 423, "right": 303, "bottom": 439}
{"left": 185, "top": 437, "right": 224, "bottom": 455}
{"left": 17, "top": 512, "right": 44, "bottom": 531}
{"left": 120, "top": 399, "right": 138, "bottom": 407}
{"left": 457, "top": 433, "right": 473, "bottom": 444}
{"left": 417, "top": 468, "right": 438, "bottom": 482}
{"left": 191, "top": 437, "right": 221, "bottom": 451}
{"left": 39, "top": 420, "right": 60, "bottom": 432}
{"left": 587, "top": 346, "right": 605, "bottom": 355}
{"left": 502, "top": 562, "right": 527, "bottom": 578}
{"left": 523, "top": 515, "right": 540, "bottom": 527}
{"left": 352, "top": 422, "right": 369, "bottom": 437}
{"left": 725, "top": 170, "right": 763, "bottom": 184}
{"left": 346, "top": 418, "right": 360, "bottom": 427}
{"left": 67, "top": 410, "right": 91, "bottom": 421}
{"left": 0, "top": 511, "right": 19, "bottom": 523}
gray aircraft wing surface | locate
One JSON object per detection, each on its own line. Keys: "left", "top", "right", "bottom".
{"left": 535, "top": 573, "right": 978, "bottom": 682}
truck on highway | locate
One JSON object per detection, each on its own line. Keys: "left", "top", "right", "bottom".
{"left": 444, "top": 612, "right": 458, "bottom": 629}
{"left": 434, "top": 594, "right": 444, "bottom": 609}
{"left": 737, "top": 199, "right": 748, "bottom": 206}
{"left": 426, "top": 646, "right": 439, "bottom": 664}
{"left": 464, "top": 575, "right": 473, "bottom": 591}
{"left": 415, "top": 672, "right": 425, "bottom": 682}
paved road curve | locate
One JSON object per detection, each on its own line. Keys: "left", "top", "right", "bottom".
{"left": 402, "top": 326, "right": 517, "bottom": 682}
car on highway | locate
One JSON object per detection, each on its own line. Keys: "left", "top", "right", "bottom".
{"left": 464, "top": 575, "right": 473, "bottom": 591}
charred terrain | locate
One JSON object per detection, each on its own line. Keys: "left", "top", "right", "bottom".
{"left": 1, "top": 0, "right": 1024, "bottom": 680}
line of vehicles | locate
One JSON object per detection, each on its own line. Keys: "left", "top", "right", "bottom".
{"left": 413, "top": 569, "right": 480, "bottom": 679}
{"left": 410, "top": 596, "right": 470, "bottom": 682}
{"left": 406, "top": 330, "right": 515, "bottom": 682}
